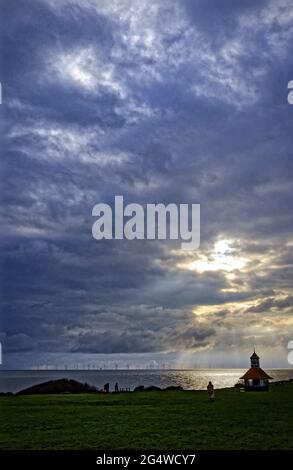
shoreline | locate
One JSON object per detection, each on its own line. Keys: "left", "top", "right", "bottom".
{"left": 1, "top": 377, "right": 292, "bottom": 396}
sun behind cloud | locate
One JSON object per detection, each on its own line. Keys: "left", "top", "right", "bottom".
{"left": 178, "top": 239, "right": 248, "bottom": 273}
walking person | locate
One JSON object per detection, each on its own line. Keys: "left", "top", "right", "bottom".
{"left": 207, "top": 381, "right": 215, "bottom": 401}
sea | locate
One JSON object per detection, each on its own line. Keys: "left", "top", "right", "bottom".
{"left": 0, "top": 369, "right": 293, "bottom": 393}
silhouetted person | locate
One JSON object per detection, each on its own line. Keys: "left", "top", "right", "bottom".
{"left": 115, "top": 382, "right": 119, "bottom": 393}
{"left": 207, "top": 381, "right": 215, "bottom": 401}
{"left": 104, "top": 383, "right": 110, "bottom": 393}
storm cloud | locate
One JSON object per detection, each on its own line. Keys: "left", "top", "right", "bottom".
{"left": 0, "top": 0, "right": 293, "bottom": 368}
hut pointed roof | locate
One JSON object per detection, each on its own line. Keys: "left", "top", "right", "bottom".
{"left": 250, "top": 350, "right": 259, "bottom": 359}
{"left": 240, "top": 367, "right": 273, "bottom": 380}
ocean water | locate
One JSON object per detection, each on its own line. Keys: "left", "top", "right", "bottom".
{"left": 0, "top": 369, "right": 293, "bottom": 393}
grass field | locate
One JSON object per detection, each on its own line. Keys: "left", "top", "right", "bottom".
{"left": 0, "top": 383, "right": 292, "bottom": 450}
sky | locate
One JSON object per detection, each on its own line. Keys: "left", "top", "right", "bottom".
{"left": 0, "top": 0, "right": 293, "bottom": 369}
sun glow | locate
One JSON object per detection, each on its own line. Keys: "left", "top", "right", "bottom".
{"left": 192, "top": 300, "right": 257, "bottom": 316}
{"left": 178, "top": 239, "right": 247, "bottom": 273}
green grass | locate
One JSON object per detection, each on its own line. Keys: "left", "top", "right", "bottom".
{"left": 1, "top": 383, "right": 292, "bottom": 449}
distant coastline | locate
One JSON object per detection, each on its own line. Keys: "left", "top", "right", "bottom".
{"left": 1, "top": 368, "right": 293, "bottom": 394}
{"left": 1, "top": 375, "right": 293, "bottom": 396}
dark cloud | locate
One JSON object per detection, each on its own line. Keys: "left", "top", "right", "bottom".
{"left": 1, "top": 0, "right": 293, "bottom": 367}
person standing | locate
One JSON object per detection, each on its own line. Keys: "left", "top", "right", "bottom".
{"left": 207, "top": 381, "right": 215, "bottom": 401}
